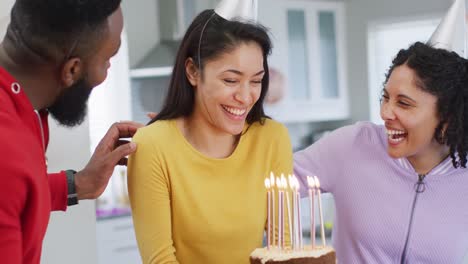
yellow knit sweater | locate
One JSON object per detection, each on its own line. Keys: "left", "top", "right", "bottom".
{"left": 128, "top": 118, "right": 293, "bottom": 264}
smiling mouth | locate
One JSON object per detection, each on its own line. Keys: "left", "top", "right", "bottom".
{"left": 386, "top": 128, "right": 408, "bottom": 143}
{"left": 222, "top": 105, "right": 247, "bottom": 116}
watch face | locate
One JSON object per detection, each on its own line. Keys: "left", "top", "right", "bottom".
{"left": 66, "top": 170, "right": 79, "bottom": 205}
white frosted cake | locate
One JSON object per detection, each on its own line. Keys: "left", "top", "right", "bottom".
{"left": 250, "top": 246, "right": 336, "bottom": 264}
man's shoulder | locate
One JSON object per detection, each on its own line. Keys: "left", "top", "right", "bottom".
{"left": 0, "top": 94, "right": 22, "bottom": 133}
{"left": 0, "top": 119, "right": 33, "bottom": 153}
{"left": 0, "top": 84, "right": 16, "bottom": 113}
{"left": 0, "top": 119, "right": 35, "bottom": 181}
{"left": 0, "top": 89, "right": 33, "bottom": 151}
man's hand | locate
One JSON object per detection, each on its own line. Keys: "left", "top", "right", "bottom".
{"left": 75, "top": 121, "right": 144, "bottom": 200}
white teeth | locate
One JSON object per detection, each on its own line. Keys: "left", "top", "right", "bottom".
{"left": 386, "top": 129, "right": 407, "bottom": 135}
{"left": 389, "top": 136, "right": 405, "bottom": 143}
{"left": 223, "top": 106, "right": 246, "bottom": 116}
{"left": 386, "top": 128, "right": 407, "bottom": 144}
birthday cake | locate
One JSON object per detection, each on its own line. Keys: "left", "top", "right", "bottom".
{"left": 249, "top": 246, "right": 336, "bottom": 264}
{"left": 257, "top": 174, "right": 336, "bottom": 263}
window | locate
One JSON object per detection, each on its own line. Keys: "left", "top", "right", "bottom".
{"left": 287, "top": 9, "right": 310, "bottom": 100}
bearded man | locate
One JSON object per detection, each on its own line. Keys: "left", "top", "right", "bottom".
{"left": 0, "top": 1, "right": 143, "bottom": 263}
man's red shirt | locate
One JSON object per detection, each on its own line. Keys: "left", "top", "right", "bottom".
{"left": 0, "top": 66, "right": 68, "bottom": 263}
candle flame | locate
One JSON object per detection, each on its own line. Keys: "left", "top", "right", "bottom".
{"left": 314, "top": 176, "right": 321, "bottom": 188}
{"left": 265, "top": 178, "right": 271, "bottom": 189}
{"left": 307, "top": 176, "right": 316, "bottom": 188}
{"left": 276, "top": 177, "right": 281, "bottom": 189}
{"left": 288, "top": 175, "right": 294, "bottom": 189}
{"left": 281, "top": 176, "right": 288, "bottom": 190}
{"left": 280, "top": 174, "right": 286, "bottom": 188}
{"left": 287, "top": 175, "right": 299, "bottom": 191}
{"left": 295, "top": 176, "right": 300, "bottom": 191}
{"left": 270, "top": 172, "right": 275, "bottom": 186}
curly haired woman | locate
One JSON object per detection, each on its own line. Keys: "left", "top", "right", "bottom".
{"left": 295, "top": 41, "right": 468, "bottom": 263}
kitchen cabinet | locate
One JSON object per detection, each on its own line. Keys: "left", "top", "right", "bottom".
{"left": 127, "top": 0, "right": 219, "bottom": 78}
{"left": 258, "top": 0, "right": 349, "bottom": 123}
{"left": 125, "top": 0, "right": 220, "bottom": 122}
{"left": 96, "top": 216, "right": 141, "bottom": 264}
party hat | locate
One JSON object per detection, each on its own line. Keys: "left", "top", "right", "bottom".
{"left": 214, "top": 0, "right": 258, "bottom": 22}
{"left": 427, "top": 0, "right": 466, "bottom": 57}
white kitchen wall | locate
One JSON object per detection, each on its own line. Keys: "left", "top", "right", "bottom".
{"left": 42, "top": 121, "right": 97, "bottom": 264}
{"left": 0, "top": 0, "right": 14, "bottom": 38}
{"left": 89, "top": 29, "right": 133, "bottom": 215}
{"left": 121, "top": 0, "right": 159, "bottom": 67}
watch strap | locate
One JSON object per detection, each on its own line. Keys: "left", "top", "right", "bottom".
{"left": 66, "top": 170, "right": 79, "bottom": 206}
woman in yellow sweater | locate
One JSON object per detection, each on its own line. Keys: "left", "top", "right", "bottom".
{"left": 127, "top": 4, "right": 293, "bottom": 264}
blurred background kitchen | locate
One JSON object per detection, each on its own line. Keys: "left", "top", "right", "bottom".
{"left": 0, "top": 0, "right": 466, "bottom": 263}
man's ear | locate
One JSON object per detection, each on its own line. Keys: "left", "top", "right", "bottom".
{"left": 185, "top": 57, "right": 199, "bottom": 87}
{"left": 61, "top": 58, "right": 83, "bottom": 88}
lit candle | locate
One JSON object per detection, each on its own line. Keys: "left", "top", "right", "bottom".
{"left": 277, "top": 176, "right": 284, "bottom": 250}
{"left": 314, "top": 176, "right": 326, "bottom": 247}
{"left": 307, "top": 176, "right": 316, "bottom": 249}
{"left": 282, "top": 175, "right": 291, "bottom": 250}
{"left": 291, "top": 176, "right": 301, "bottom": 250}
{"left": 291, "top": 178, "right": 299, "bottom": 250}
{"left": 288, "top": 175, "right": 296, "bottom": 250}
{"left": 270, "top": 172, "right": 276, "bottom": 247}
{"left": 265, "top": 178, "right": 271, "bottom": 250}
{"left": 294, "top": 176, "right": 303, "bottom": 250}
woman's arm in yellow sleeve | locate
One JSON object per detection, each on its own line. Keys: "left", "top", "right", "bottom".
{"left": 127, "top": 131, "right": 179, "bottom": 264}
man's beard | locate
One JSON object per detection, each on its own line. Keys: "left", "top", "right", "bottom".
{"left": 48, "top": 78, "right": 93, "bottom": 127}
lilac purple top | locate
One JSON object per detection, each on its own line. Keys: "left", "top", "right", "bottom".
{"left": 294, "top": 122, "right": 468, "bottom": 263}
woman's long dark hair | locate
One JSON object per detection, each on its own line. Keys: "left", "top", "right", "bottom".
{"left": 384, "top": 42, "right": 468, "bottom": 168}
{"left": 148, "top": 9, "right": 272, "bottom": 126}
